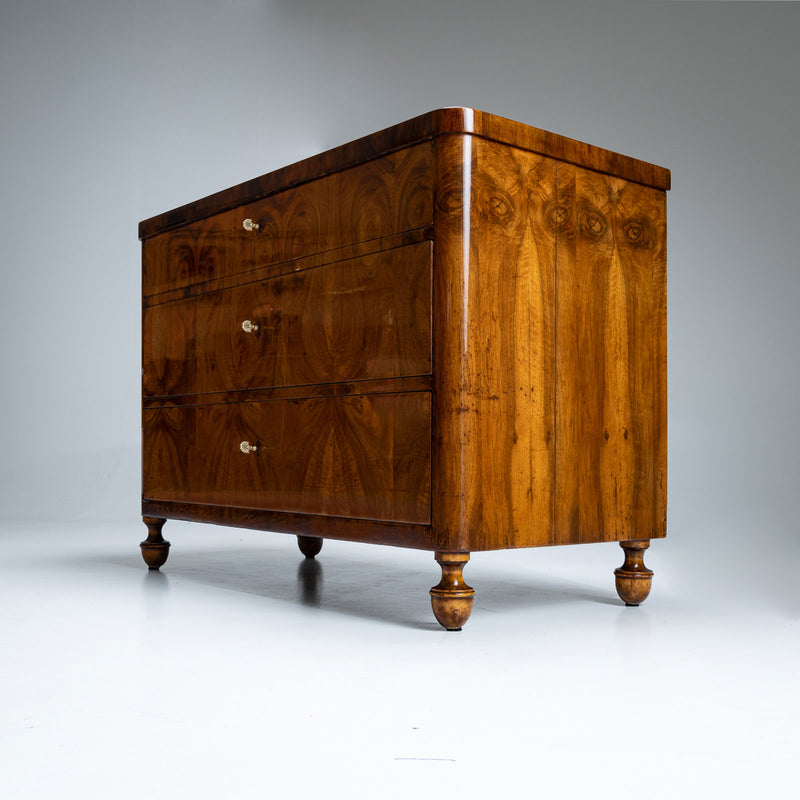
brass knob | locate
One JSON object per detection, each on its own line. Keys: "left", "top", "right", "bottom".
{"left": 241, "top": 319, "right": 259, "bottom": 334}
{"left": 242, "top": 218, "right": 260, "bottom": 232}
{"left": 239, "top": 441, "right": 257, "bottom": 454}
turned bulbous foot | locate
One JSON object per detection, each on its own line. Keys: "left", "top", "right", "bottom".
{"left": 141, "top": 517, "right": 170, "bottom": 570}
{"left": 297, "top": 535, "right": 323, "bottom": 559}
{"left": 430, "top": 552, "right": 474, "bottom": 630}
{"left": 614, "top": 540, "right": 653, "bottom": 606}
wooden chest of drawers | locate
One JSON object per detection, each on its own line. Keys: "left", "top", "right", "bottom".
{"left": 140, "top": 108, "right": 670, "bottom": 629}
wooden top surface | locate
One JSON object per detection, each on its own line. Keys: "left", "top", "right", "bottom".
{"left": 139, "top": 107, "right": 670, "bottom": 239}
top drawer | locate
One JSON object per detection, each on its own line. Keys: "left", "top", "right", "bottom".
{"left": 143, "top": 142, "right": 434, "bottom": 297}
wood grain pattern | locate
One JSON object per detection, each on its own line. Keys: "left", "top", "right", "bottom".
{"left": 143, "top": 143, "right": 434, "bottom": 296}
{"left": 143, "top": 227, "right": 432, "bottom": 308}
{"left": 433, "top": 136, "right": 666, "bottom": 551}
{"left": 140, "top": 109, "right": 668, "bottom": 587}
{"left": 143, "top": 242, "right": 431, "bottom": 398}
{"left": 140, "top": 516, "right": 170, "bottom": 569}
{"left": 468, "top": 109, "right": 670, "bottom": 191}
{"left": 143, "top": 392, "right": 431, "bottom": 524}
{"left": 139, "top": 108, "right": 668, "bottom": 240}
{"left": 433, "top": 136, "right": 557, "bottom": 551}
{"left": 142, "top": 375, "right": 432, "bottom": 411}
{"left": 429, "top": 552, "right": 474, "bottom": 631}
{"left": 614, "top": 539, "right": 654, "bottom": 605}
{"left": 553, "top": 164, "right": 667, "bottom": 544}
{"left": 141, "top": 499, "right": 432, "bottom": 550}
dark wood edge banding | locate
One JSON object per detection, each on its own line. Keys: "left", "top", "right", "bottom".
{"left": 139, "top": 108, "right": 670, "bottom": 239}
{"left": 141, "top": 500, "right": 433, "bottom": 550}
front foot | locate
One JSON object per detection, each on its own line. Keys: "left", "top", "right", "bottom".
{"left": 614, "top": 540, "right": 653, "bottom": 606}
{"left": 430, "top": 552, "right": 474, "bottom": 630}
{"left": 141, "top": 517, "right": 170, "bottom": 570}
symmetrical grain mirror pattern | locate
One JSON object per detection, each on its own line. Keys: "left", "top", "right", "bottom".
{"left": 140, "top": 108, "right": 670, "bottom": 630}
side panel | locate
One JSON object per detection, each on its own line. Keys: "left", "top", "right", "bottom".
{"left": 553, "top": 165, "right": 667, "bottom": 543}
{"left": 432, "top": 136, "right": 666, "bottom": 551}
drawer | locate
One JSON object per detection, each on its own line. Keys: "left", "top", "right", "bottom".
{"left": 143, "top": 142, "right": 434, "bottom": 297}
{"left": 143, "top": 392, "right": 431, "bottom": 524}
{"left": 143, "top": 241, "right": 431, "bottom": 397}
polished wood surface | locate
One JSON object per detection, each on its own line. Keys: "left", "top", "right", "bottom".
{"left": 143, "top": 392, "right": 431, "bottom": 524}
{"left": 614, "top": 539, "right": 654, "bottom": 605}
{"left": 433, "top": 135, "right": 667, "bottom": 552}
{"left": 141, "top": 109, "right": 669, "bottom": 628}
{"left": 144, "top": 227, "right": 433, "bottom": 307}
{"left": 143, "top": 143, "right": 433, "bottom": 296}
{"left": 139, "top": 108, "right": 668, "bottom": 240}
{"left": 432, "top": 135, "right": 557, "bottom": 551}
{"left": 140, "top": 516, "right": 170, "bottom": 569}
{"left": 297, "top": 535, "right": 323, "bottom": 559}
{"left": 554, "top": 164, "right": 667, "bottom": 545}
{"left": 429, "top": 552, "right": 474, "bottom": 631}
{"left": 144, "top": 242, "right": 431, "bottom": 397}
{"left": 142, "top": 499, "right": 432, "bottom": 549}
{"left": 469, "top": 108, "right": 670, "bottom": 190}
{"left": 143, "top": 375, "right": 432, "bottom": 411}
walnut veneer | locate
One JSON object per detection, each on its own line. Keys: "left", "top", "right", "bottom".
{"left": 140, "top": 108, "right": 669, "bottom": 629}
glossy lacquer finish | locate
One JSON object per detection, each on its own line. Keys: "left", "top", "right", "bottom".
{"left": 143, "top": 242, "right": 431, "bottom": 397}
{"left": 143, "top": 392, "right": 431, "bottom": 524}
{"left": 432, "top": 135, "right": 666, "bottom": 553}
{"left": 142, "top": 143, "right": 434, "bottom": 297}
{"left": 141, "top": 107, "right": 670, "bottom": 628}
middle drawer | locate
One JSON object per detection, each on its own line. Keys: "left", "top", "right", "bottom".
{"left": 144, "top": 241, "right": 431, "bottom": 397}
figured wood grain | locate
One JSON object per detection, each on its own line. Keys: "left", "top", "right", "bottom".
{"left": 140, "top": 110, "right": 668, "bottom": 571}
{"left": 432, "top": 137, "right": 666, "bottom": 551}
{"left": 143, "top": 143, "right": 434, "bottom": 296}
{"left": 553, "top": 164, "right": 667, "bottom": 543}
{"left": 142, "top": 375, "right": 433, "bottom": 410}
{"left": 143, "top": 392, "right": 431, "bottom": 524}
{"left": 614, "top": 540, "right": 654, "bottom": 605}
{"left": 143, "top": 242, "right": 432, "bottom": 397}
{"left": 143, "top": 227, "right": 432, "bottom": 308}
{"left": 433, "top": 136, "right": 557, "bottom": 551}
{"left": 468, "top": 109, "right": 670, "bottom": 191}
{"left": 139, "top": 108, "right": 668, "bottom": 240}
{"left": 141, "top": 499, "right": 433, "bottom": 550}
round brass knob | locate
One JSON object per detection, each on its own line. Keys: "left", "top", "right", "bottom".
{"left": 239, "top": 441, "right": 257, "bottom": 454}
{"left": 242, "top": 218, "right": 260, "bottom": 232}
{"left": 241, "top": 319, "right": 259, "bottom": 333}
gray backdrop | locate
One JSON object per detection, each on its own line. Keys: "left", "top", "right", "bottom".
{"left": 2, "top": 1, "right": 797, "bottom": 604}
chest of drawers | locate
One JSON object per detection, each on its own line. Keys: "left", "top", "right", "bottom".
{"left": 140, "top": 108, "right": 670, "bottom": 629}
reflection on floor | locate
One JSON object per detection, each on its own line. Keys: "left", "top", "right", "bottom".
{"left": 2, "top": 519, "right": 797, "bottom": 799}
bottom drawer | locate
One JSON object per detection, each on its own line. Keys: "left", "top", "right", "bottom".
{"left": 143, "top": 392, "right": 431, "bottom": 524}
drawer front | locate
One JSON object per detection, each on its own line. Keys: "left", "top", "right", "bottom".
{"left": 143, "top": 242, "right": 431, "bottom": 397}
{"left": 143, "top": 393, "right": 431, "bottom": 524}
{"left": 143, "top": 142, "right": 434, "bottom": 297}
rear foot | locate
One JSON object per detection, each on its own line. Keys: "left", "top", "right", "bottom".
{"left": 297, "top": 535, "right": 323, "bottom": 559}
{"left": 141, "top": 517, "right": 170, "bottom": 570}
{"left": 614, "top": 540, "right": 653, "bottom": 606}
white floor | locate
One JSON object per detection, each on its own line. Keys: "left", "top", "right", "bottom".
{"left": 1, "top": 519, "right": 797, "bottom": 799}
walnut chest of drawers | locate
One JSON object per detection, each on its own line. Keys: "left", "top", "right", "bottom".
{"left": 139, "top": 108, "right": 670, "bottom": 629}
